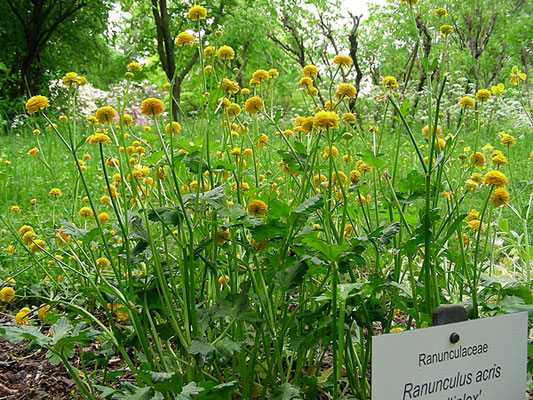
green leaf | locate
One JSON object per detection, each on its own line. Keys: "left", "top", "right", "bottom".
{"left": 184, "top": 151, "right": 210, "bottom": 174}
{"left": 147, "top": 207, "right": 182, "bottom": 226}
{"left": 358, "top": 149, "right": 385, "bottom": 169}
{"left": 58, "top": 221, "right": 87, "bottom": 238}
{"left": 182, "top": 185, "right": 227, "bottom": 211}
{"left": 290, "top": 193, "right": 323, "bottom": 224}
{"left": 175, "top": 382, "right": 205, "bottom": 400}
{"left": 378, "top": 222, "right": 401, "bottom": 245}
{"left": 251, "top": 219, "right": 287, "bottom": 241}
{"left": 196, "top": 381, "right": 237, "bottom": 399}
{"left": 498, "top": 218, "right": 509, "bottom": 232}
{"left": 298, "top": 234, "right": 349, "bottom": 261}
{"left": 397, "top": 170, "right": 425, "bottom": 193}
{"left": 188, "top": 339, "right": 215, "bottom": 358}
{"left": 147, "top": 150, "right": 165, "bottom": 165}
{"left": 0, "top": 325, "right": 52, "bottom": 346}
{"left": 275, "top": 261, "right": 308, "bottom": 293}
{"left": 271, "top": 383, "right": 302, "bottom": 400}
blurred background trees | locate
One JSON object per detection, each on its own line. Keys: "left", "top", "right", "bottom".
{"left": 0, "top": 0, "right": 530, "bottom": 126}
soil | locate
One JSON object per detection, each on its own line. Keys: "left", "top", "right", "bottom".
{"left": 0, "top": 336, "right": 77, "bottom": 399}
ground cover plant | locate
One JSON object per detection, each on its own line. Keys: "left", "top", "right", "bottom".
{"left": 0, "top": 0, "right": 532, "bottom": 398}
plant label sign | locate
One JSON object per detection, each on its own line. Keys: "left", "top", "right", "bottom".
{"left": 372, "top": 312, "right": 527, "bottom": 400}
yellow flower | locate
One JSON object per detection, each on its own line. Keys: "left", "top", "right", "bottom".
{"left": 216, "top": 229, "right": 231, "bottom": 244}
{"left": 422, "top": 125, "right": 442, "bottom": 137}
{"left": 459, "top": 96, "right": 475, "bottom": 108}
{"left": 256, "top": 134, "right": 268, "bottom": 148}
{"left": 248, "top": 199, "right": 268, "bottom": 216}
{"left": 108, "top": 303, "right": 129, "bottom": 321}
{"left": 434, "top": 8, "right": 448, "bottom": 16}
{"left": 62, "top": 72, "right": 80, "bottom": 86}
{"left": 58, "top": 115, "right": 68, "bottom": 122}
{"left": 244, "top": 96, "right": 263, "bottom": 114}
{"left": 241, "top": 88, "right": 250, "bottom": 96}
{"left": 188, "top": 5, "right": 207, "bottom": 21}
{"left": 510, "top": 66, "right": 527, "bottom": 85}
{"left": 226, "top": 103, "right": 241, "bottom": 118}
{"left": 439, "top": 25, "right": 454, "bottom": 37}
{"left": 354, "top": 194, "right": 371, "bottom": 205}
{"left": 218, "top": 275, "right": 230, "bottom": 285}
{"left": 491, "top": 154, "right": 508, "bottom": 166}
{"left": 468, "top": 219, "right": 485, "bottom": 233}
{"left": 32, "top": 129, "right": 41, "bottom": 135}
{"left": 253, "top": 69, "right": 270, "bottom": 82}
{"left": 322, "top": 145, "right": 339, "bottom": 158}
{"left": 87, "top": 132, "right": 111, "bottom": 144}
{"left": 382, "top": 76, "right": 399, "bottom": 90}
{"left": 401, "top": 0, "right": 419, "bottom": 5}
{"left": 120, "top": 114, "right": 133, "bottom": 126}
{"left": 491, "top": 83, "right": 505, "bottom": 96}
{"left": 30, "top": 239, "right": 46, "bottom": 252}
{"left": 10, "top": 205, "right": 20, "bottom": 212}
{"left": 333, "top": 55, "right": 352, "bottom": 68}
{"left": 87, "top": 115, "right": 98, "bottom": 125}
{"left": 176, "top": 31, "right": 195, "bottom": 46}
{"left": 98, "top": 212, "right": 110, "bottom": 224}
{"left": 96, "top": 257, "right": 110, "bottom": 270}
{"left": 203, "top": 46, "right": 215, "bottom": 58}
{"left": 216, "top": 45, "right": 235, "bottom": 60}
{"left": 165, "top": 121, "right": 182, "bottom": 135}
{"left": 19, "top": 225, "right": 34, "bottom": 238}
{"left": 15, "top": 307, "right": 31, "bottom": 325}
{"left": 303, "top": 65, "right": 318, "bottom": 77}
{"left": 27, "top": 147, "right": 39, "bottom": 156}
{"left": 469, "top": 152, "right": 485, "bottom": 168}
{"left": 499, "top": 133, "right": 516, "bottom": 146}
{"left": 25, "top": 95, "right": 50, "bottom": 114}
{"left": 79, "top": 206, "right": 94, "bottom": 218}
{"left": 141, "top": 98, "right": 165, "bottom": 116}
{"left": 49, "top": 188, "right": 62, "bottom": 197}
{"left": 4, "top": 245, "right": 15, "bottom": 253}
{"left": 466, "top": 209, "right": 479, "bottom": 223}
{"left": 220, "top": 78, "right": 240, "bottom": 93}
{"left": 100, "top": 195, "right": 111, "bottom": 205}
{"left": 475, "top": 89, "right": 491, "bottom": 102}
{"left": 127, "top": 62, "right": 142, "bottom": 72}
{"left": 350, "top": 170, "right": 361, "bottom": 184}
{"left": 335, "top": 83, "right": 357, "bottom": 99}
{"left": 38, "top": 304, "right": 50, "bottom": 322}
{"left": 269, "top": 69, "right": 279, "bottom": 78}
{"left": 484, "top": 170, "right": 508, "bottom": 186}
{"left": 465, "top": 179, "right": 479, "bottom": 191}
{"left": 299, "top": 77, "right": 313, "bottom": 88}
{"left": 0, "top": 287, "right": 15, "bottom": 302}
{"left": 95, "top": 106, "right": 117, "bottom": 124}
{"left": 314, "top": 111, "right": 340, "bottom": 130}
{"left": 482, "top": 143, "right": 494, "bottom": 152}
{"left": 331, "top": 171, "right": 347, "bottom": 185}
{"left": 343, "top": 113, "right": 356, "bottom": 124}
{"left": 343, "top": 224, "right": 354, "bottom": 238}
{"left": 492, "top": 188, "right": 510, "bottom": 207}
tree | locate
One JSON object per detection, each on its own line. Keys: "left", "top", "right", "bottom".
{"left": 0, "top": 0, "right": 113, "bottom": 116}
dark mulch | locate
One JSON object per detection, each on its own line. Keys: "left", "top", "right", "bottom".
{"left": 0, "top": 335, "right": 77, "bottom": 399}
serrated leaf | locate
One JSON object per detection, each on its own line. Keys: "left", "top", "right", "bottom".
{"left": 358, "top": 149, "right": 385, "bottom": 169}
{"left": 271, "top": 383, "right": 302, "bottom": 400}
{"left": 290, "top": 193, "right": 323, "bottom": 224}
{"left": 175, "top": 382, "right": 205, "bottom": 400}
{"left": 274, "top": 261, "right": 308, "bottom": 293}
{"left": 188, "top": 339, "right": 215, "bottom": 357}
